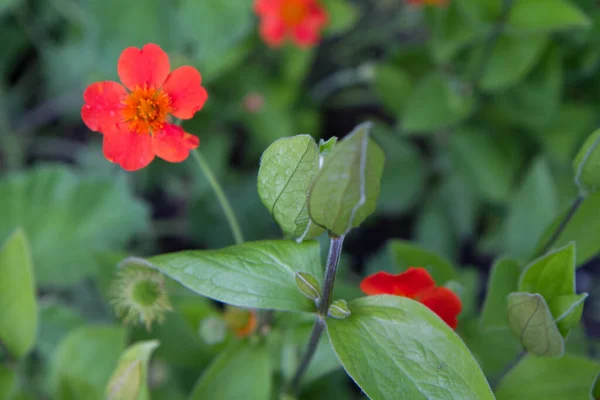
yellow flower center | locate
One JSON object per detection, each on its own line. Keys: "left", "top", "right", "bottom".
{"left": 122, "top": 86, "right": 172, "bottom": 134}
{"left": 281, "top": 0, "right": 308, "bottom": 27}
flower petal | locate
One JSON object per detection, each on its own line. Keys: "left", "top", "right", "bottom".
{"left": 360, "top": 271, "right": 399, "bottom": 295}
{"left": 360, "top": 268, "right": 436, "bottom": 297}
{"left": 102, "top": 124, "right": 154, "bottom": 171}
{"left": 162, "top": 66, "right": 208, "bottom": 120}
{"left": 254, "top": 0, "right": 279, "bottom": 15}
{"left": 419, "top": 287, "right": 462, "bottom": 329}
{"left": 152, "top": 124, "right": 199, "bottom": 163}
{"left": 292, "top": 23, "right": 320, "bottom": 47}
{"left": 118, "top": 43, "right": 170, "bottom": 91}
{"left": 81, "top": 81, "right": 126, "bottom": 133}
{"left": 259, "top": 16, "right": 287, "bottom": 47}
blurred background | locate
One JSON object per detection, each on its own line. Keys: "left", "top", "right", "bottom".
{"left": 1, "top": 0, "right": 600, "bottom": 399}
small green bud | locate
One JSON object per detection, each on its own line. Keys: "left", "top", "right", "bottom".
{"left": 328, "top": 299, "right": 351, "bottom": 319}
{"left": 574, "top": 129, "right": 600, "bottom": 195}
{"left": 198, "top": 316, "right": 227, "bottom": 345}
{"left": 295, "top": 272, "right": 321, "bottom": 301}
{"left": 319, "top": 137, "right": 338, "bottom": 157}
{"left": 109, "top": 260, "right": 172, "bottom": 331}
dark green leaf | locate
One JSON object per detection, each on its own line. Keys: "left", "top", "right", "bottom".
{"left": 480, "top": 258, "right": 521, "bottom": 330}
{"left": 387, "top": 240, "right": 457, "bottom": 284}
{"left": 495, "top": 354, "right": 600, "bottom": 400}
{"left": 507, "top": 292, "right": 564, "bottom": 357}
{"left": 327, "top": 296, "right": 495, "bottom": 399}
{"left": 507, "top": 0, "right": 591, "bottom": 33}
{"left": 0, "top": 365, "right": 16, "bottom": 399}
{"left": 574, "top": 129, "right": 600, "bottom": 194}
{"left": 322, "top": 0, "right": 359, "bottom": 34}
{"left": 431, "top": 1, "right": 482, "bottom": 63}
{"left": 145, "top": 240, "right": 322, "bottom": 312}
{"left": 0, "top": 230, "right": 36, "bottom": 359}
{"left": 308, "top": 122, "right": 385, "bottom": 236}
{"left": 189, "top": 340, "right": 271, "bottom": 400}
{"left": 373, "top": 65, "right": 412, "bottom": 115}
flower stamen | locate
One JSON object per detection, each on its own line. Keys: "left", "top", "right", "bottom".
{"left": 121, "top": 86, "right": 172, "bottom": 134}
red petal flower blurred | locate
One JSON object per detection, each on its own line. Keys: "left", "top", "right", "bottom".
{"left": 81, "top": 44, "right": 208, "bottom": 171}
{"left": 360, "top": 267, "right": 462, "bottom": 329}
{"left": 406, "top": 0, "right": 448, "bottom": 6}
{"left": 254, "top": 0, "right": 328, "bottom": 48}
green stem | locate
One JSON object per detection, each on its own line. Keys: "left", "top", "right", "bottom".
{"left": 191, "top": 149, "right": 244, "bottom": 245}
{"left": 537, "top": 195, "right": 584, "bottom": 257}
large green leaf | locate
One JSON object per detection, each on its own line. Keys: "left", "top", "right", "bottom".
{"left": 507, "top": 292, "right": 564, "bottom": 357}
{"left": 326, "top": 296, "right": 494, "bottom": 400}
{"left": 503, "top": 158, "right": 558, "bottom": 260}
{"left": 106, "top": 340, "right": 160, "bottom": 400}
{"left": 480, "top": 258, "right": 521, "bottom": 330}
{"left": 0, "top": 230, "right": 37, "bottom": 359}
{"left": 507, "top": 0, "right": 591, "bottom": 34}
{"left": 495, "top": 354, "right": 600, "bottom": 400}
{"left": 402, "top": 73, "right": 475, "bottom": 134}
{"left": 308, "top": 122, "right": 385, "bottom": 236}
{"left": 189, "top": 340, "right": 271, "bottom": 400}
{"left": 49, "top": 325, "right": 127, "bottom": 400}
{"left": 387, "top": 240, "right": 457, "bottom": 284}
{"left": 257, "top": 135, "right": 323, "bottom": 240}
{"left": 574, "top": 128, "right": 600, "bottom": 194}
{"left": 0, "top": 166, "right": 149, "bottom": 286}
{"left": 145, "top": 240, "right": 322, "bottom": 312}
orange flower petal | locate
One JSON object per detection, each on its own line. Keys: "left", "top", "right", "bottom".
{"left": 152, "top": 124, "right": 199, "bottom": 163}
{"left": 118, "top": 43, "right": 170, "bottom": 91}
{"left": 259, "top": 16, "right": 287, "bottom": 47}
{"left": 162, "top": 66, "right": 208, "bottom": 120}
{"left": 102, "top": 124, "right": 154, "bottom": 171}
{"left": 81, "top": 81, "right": 126, "bottom": 133}
{"left": 292, "top": 24, "right": 320, "bottom": 47}
{"left": 419, "top": 287, "right": 462, "bottom": 330}
{"left": 360, "top": 268, "right": 436, "bottom": 298}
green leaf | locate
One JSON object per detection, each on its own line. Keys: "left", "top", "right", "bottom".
{"left": 441, "top": 172, "right": 480, "bottom": 238}
{"left": 326, "top": 296, "right": 495, "bottom": 400}
{"left": 0, "top": 230, "right": 36, "bottom": 359}
{"left": 536, "top": 191, "right": 600, "bottom": 267}
{"left": 373, "top": 64, "right": 412, "bottom": 116}
{"left": 431, "top": 1, "right": 482, "bottom": 64}
{"left": 593, "top": 372, "right": 600, "bottom": 400}
{"left": 322, "top": 0, "right": 359, "bottom": 34}
{"left": 0, "top": 166, "right": 149, "bottom": 286}
{"left": 507, "top": 0, "right": 591, "bottom": 34}
{"left": 258, "top": 135, "right": 323, "bottom": 240}
{"left": 507, "top": 292, "right": 564, "bottom": 357}
{"left": 415, "top": 189, "right": 458, "bottom": 261}
{"left": 145, "top": 240, "right": 322, "bottom": 312}
{"left": 37, "top": 301, "right": 85, "bottom": 360}
{"left": 387, "top": 240, "right": 457, "bottom": 284}
{"left": 519, "top": 242, "right": 576, "bottom": 302}
{"left": 495, "top": 354, "right": 600, "bottom": 400}
{"left": 480, "top": 258, "right": 521, "bottom": 330}
{"left": 189, "top": 340, "right": 271, "bottom": 400}
{"left": 50, "top": 325, "right": 127, "bottom": 399}
{"left": 503, "top": 158, "right": 558, "bottom": 260}
{"left": 0, "top": 365, "right": 16, "bottom": 400}
{"left": 402, "top": 72, "right": 475, "bottom": 134}
{"left": 548, "top": 293, "right": 588, "bottom": 337}
{"left": 479, "top": 34, "right": 548, "bottom": 91}
{"left": 574, "top": 129, "right": 600, "bottom": 194}
{"left": 308, "top": 122, "right": 385, "bottom": 236}
{"left": 106, "top": 340, "right": 160, "bottom": 400}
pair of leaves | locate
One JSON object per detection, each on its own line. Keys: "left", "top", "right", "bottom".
{"left": 258, "top": 122, "right": 385, "bottom": 238}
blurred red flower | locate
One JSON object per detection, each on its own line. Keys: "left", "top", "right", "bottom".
{"left": 360, "top": 267, "right": 462, "bottom": 329}
{"left": 81, "top": 43, "right": 207, "bottom": 171}
{"left": 406, "top": 0, "right": 448, "bottom": 6}
{"left": 254, "top": 0, "right": 328, "bottom": 48}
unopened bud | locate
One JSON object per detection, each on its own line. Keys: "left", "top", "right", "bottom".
{"left": 328, "top": 299, "right": 351, "bottom": 319}
{"left": 223, "top": 306, "right": 258, "bottom": 338}
{"left": 243, "top": 92, "right": 265, "bottom": 113}
{"left": 295, "top": 272, "right": 321, "bottom": 301}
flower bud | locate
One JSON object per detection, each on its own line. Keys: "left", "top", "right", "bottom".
{"left": 295, "top": 272, "right": 321, "bottom": 301}
{"left": 328, "top": 299, "right": 351, "bottom": 319}
{"left": 223, "top": 306, "right": 258, "bottom": 338}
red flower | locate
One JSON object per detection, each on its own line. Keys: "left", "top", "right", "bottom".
{"left": 406, "top": 0, "right": 448, "bottom": 6}
{"left": 360, "top": 267, "right": 462, "bottom": 329}
{"left": 81, "top": 43, "right": 208, "bottom": 171}
{"left": 254, "top": 0, "right": 328, "bottom": 48}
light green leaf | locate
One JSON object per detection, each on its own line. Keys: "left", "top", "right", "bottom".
{"left": 0, "top": 365, "right": 16, "bottom": 400}
{"left": 519, "top": 242, "right": 576, "bottom": 302}
{"left": 387, "top": 240, "right": 457, "bottom": 284}
{"left": 507, "top": 292, "right": 564, "bottom": 357}
{"left": 503, "top": 158, "right": 558, "bottom": 260}
{"left": 480, "top": 258, "right": 521, "bottom": 330}
{"left": 548, "top": 293, "right": 588, "bottom": 337}
{"left": 402, "top": 72, "right": 475, "bottom": 134}
{"left": 326, "top": 296, "right": 494, "bottom": 400}
{"left": 495, "top": 354, "right": 600, "bottom": 400}
{"left": 322, "top": 0, "right": 359, "bottom": 34}
{"left": 479, "top": 34, "right": 548, "bottom": 91}
{"left": 258, "top": 135, "right": 323, "bottom": 239}
{"left": 189, "top": 340, "right": 271, "bottom": 400}
{"left": 535, "top": 191, "right": 600, "bottom": 267}
{"left": 50, "top": 325, "right": 127, "bottom": 400}
{"left": 308, "top": 122, "right": 385, "bottom": 236}
{"left": 0, "top": 166, "right": 149, "bottom": 286}
{"left": 37, "top": 301, "right": 85, "bottom": 360}
{"left": 145, "top": 240, "right": 322, "bottom": 312}
{"left": 507, "top": 0, "right": 591, "bottom": 34}
{"left": 574, "top": 129, "right": 600, "bottom": 194}
{"left": 373, "top": 64, "right": 412, "bottom": 116}
{"left": 106, "top": 340, "right": 160, "bottom": 400}
{"left": 0, "top": 230, "right": 36, "bottom": 359}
